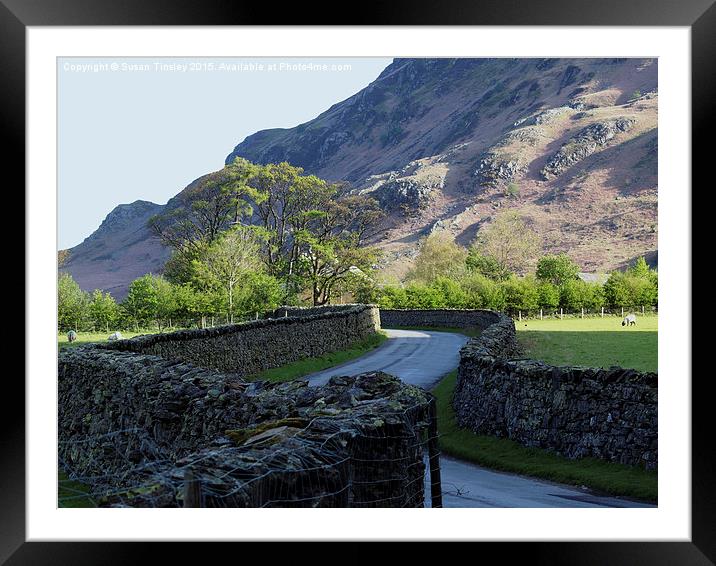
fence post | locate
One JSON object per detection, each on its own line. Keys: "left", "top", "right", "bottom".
{"left": 518, "top": 310, "right": 522, "bottom": 322}
{"left": 427, "top": 395, "right": 442, "bottom": 508}
{"left": 601, "top": 307, "right": 604, "bottom": 318}
{"left": 621, "top": 307, "right": 624, "bottom": 318}
{"left": 642, "top": 305, "right": 645, "bottom": 315}
{"left": 581, "top": 308, "right": 584, "bottom": 319}
{"left": 560, "top": 308, "right": 563, "bottom": 320}
{"left": 183, "top": 469, "right": 204, "bottom": 508}
{"left": 540, "top": 308, "right": 543, "bottom": 320}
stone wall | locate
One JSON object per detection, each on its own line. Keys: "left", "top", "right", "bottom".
{"left": 59, "top": 345, "right": 430, "bottom": 508}
{"left": 100, "top": 304, "right": 380, "bottom": 378}
{"left": 453, "top": 315, "right": 658, "bottom": 470}
{"left": 379, "top": 308, "right": 503, "bottom": 331}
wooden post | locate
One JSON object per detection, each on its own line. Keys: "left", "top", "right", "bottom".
{"left": 601, "top": 307, "right": 604, "bottom": 318}
{"left": 540, "top": 309, "right": 543, "bottom": 320}
{"left": 642, "top": 305, "right": 645, "bottom": 315}
{"left": 560, "top": 308, "right": 563, "bottom": 320}
{"left": 518, "top": 311, "right": 522, "bottom": 322}
{"left": 183, "top": 469, "right": 204, "bottom": 508}
{"left": 581, "top": 308, "right": 584, "bottom": 319}
{"left": 427, "top": 395, "right": 442, "bottom": 508}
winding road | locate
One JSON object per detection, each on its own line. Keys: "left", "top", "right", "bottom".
{"left": 305, "top": 329, "right": 655, "bottom": 509}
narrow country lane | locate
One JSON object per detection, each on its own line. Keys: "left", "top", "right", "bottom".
{"left": 305, "top": 328, "right": 656, "bottom": 509}
{"left": 306, "top": 328, "right": 469, "bottom": 389}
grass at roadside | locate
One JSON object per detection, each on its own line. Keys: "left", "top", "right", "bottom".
{"left": 58, "top": 470, "right": 95, "bottom": 508}
{"left": 432, "top": 369, "right": 657, "bottom": 502}
{"left": 249, "top": 331, "right": 389, "bottom": 383}
{"left": 516, "top": 316, "right": 657, "bottom": 372}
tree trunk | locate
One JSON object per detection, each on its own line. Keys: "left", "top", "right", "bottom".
{"left": 229, "top": 285, "right": 234, "bottom": 324}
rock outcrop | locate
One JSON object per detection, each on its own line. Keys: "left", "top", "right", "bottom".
{"left": 540, "top": 118, "right": 636, "bottom": 180}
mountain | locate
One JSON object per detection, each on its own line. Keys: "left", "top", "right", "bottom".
{"left": 62, "top": 57, "right": 658, "bottom": 296}
{"left": 59, "top": 200, "right": 170, "bottom": 299}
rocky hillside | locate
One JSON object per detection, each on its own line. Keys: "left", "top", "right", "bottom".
{"left": 59, "top": 200, "right": 170, "bottom": 299}
{"left": 63, "top": 58, "right": 658, "bottom": 296}
{"left": 228, "top": 58, "right": 658, "bottom": 280}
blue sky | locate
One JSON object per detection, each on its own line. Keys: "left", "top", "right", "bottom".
{"left": 58, "top": 57, "right": 392, "bottom": 249}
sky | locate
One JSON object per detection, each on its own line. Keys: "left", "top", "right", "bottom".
{"left": 58, "top": 57, "right": 393, "bottom": 249}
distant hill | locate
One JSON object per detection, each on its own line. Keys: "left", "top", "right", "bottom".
{"left": 62, "top": 58, "right": 658, "bottom": 297}
{"left": 59, "top": 200, "right": 170, "bottom": 299}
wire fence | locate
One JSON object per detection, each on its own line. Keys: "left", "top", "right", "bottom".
{"left": 58, "top": 390, "right": 443, "bottom": 509}
{"left": 508, "top": 305, "right": 658, "bottom": 321}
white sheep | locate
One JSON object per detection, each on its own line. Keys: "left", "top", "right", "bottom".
{"left": 621, "top": 314, "right": 637, "bottom": 326}
{"left": 107, "top": 331, "right": 123, "bottom": 341}
{"left": 67, "top": 330, "right": 77, "bottom": 343}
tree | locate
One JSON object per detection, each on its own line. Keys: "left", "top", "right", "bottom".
{"left": 58, "top": 273, "right": 88, "bottom": 332}
{"left": 470, "top": 211, "right": 541, "bottom": 275}
{"left": 536, "top": 281, "right": 560, "bottom": 310}
{"left": 407, "top": 232, "right": 468, "bottom": 284}
{"left": 148, "top": 158, "right": 263, "bottom": 253}
{"left": 466, "top": 249, "right": 511, "bottom": 281}
{"left": 460, "top": 273, "right": 506, "bottom": 311}
{"left": 501, "top": 276, "right": 540, "bottom": 314}
{"left": 233, "top": 272, "right": 283, "bottom": 318}
{"left": 296, "top": 192, "right": 383, "bottom": 305}
{"left": 88, "top": 289, "right": 120, "bottom": 332}
{"left": 536, "top": 253, "right": 580, "bottom": 287}
{"left": 628, "top": 256, "right": 651, "bottom": 278}
{"left": 431, "top": 276, "right": 469, "bottom": 308}
{"left": 199, "top": 226, "right": 265, "bottom": 323}
{"left": 377, "top": 286, "right": 409, "bottom": 309}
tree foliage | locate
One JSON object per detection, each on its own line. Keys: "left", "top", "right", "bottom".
{"left": 407, "top": 232, "right": 467, "bottom": 284}
{"left": 470, "top": 211, "right": 541, "bottom": 275}
{"left": 536, "top": 253, "right": 580, "bottom": 287}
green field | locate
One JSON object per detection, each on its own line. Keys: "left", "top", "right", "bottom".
{"left": 58, "top": 331, "right": 147, "bottom": 349}
{"left": 516, "top": 315, "right": 658, "bottom": 372}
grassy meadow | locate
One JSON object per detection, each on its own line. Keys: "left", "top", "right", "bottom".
{"left": 516, "top": 315, "right": 658, "bottom": 372}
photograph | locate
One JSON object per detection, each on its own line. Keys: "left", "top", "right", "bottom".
{"left": 9, "top": 10, "right": 704, "bottom": 560}
{"left": 56, "top": 55, "right": 659, "bottom": 509}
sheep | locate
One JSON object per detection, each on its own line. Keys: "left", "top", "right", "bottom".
{"left": 67, "top": 330, "right": 77, "bottom": 343}
{"left": 621, "top": 313, "right": 637, "bottom": 326}
{"left": 107, "top": 331, "right": 123, "bottom": 341}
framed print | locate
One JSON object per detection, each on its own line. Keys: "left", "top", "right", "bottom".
{"left": 7, "top": 0, "right": 707, "bottom": 562}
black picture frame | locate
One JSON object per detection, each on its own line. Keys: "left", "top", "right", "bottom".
{"left": 6, "top": 0, "right": 705, "bottom": 561}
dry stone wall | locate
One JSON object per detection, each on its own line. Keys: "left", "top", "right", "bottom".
{"left": 379, "top": 308, "right": 503, "bottom": 331}
{"left": 100, "top": 304, "right": 380, "bottom": 378}
{"left": 453, "top": 313, "right": 658, "bottom": 470}
{"left": 59, "top": 343, "right": 430, "bottom": 508}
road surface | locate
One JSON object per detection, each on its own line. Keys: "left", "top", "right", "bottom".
{"left": 305, "top": 328, "right": 656, "bottom": 509}
{"left": 306, "top": 328, "right": 469, "bottom": 388}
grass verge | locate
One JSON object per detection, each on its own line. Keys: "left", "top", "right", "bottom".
{"left": 432, "top": 369, "right": 657, "bottom": 502}
{"left": 249, "top": 331, "right": 389, "bottom": 382}
{"left": 58, "top": 470, "right": 95, "bottom": 508}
